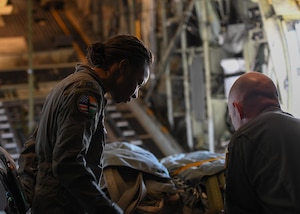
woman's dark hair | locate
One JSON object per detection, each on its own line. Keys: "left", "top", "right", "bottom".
{"left": 86, "top": 34, "right": 153, "bottom": 70}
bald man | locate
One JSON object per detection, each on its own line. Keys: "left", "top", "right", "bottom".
{"left": 225, "top": 72, "right": 300, "bottom": 214}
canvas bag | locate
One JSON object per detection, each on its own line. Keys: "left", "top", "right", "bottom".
{"left": 100, "top": 142, "right": 178, "bottom": 214}
{"left": 160, "top": 150, "right": 226, "bottom": 214}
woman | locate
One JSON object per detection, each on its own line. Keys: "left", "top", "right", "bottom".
{"left": 18, "top": 34, "right": 153, "bottom": 214}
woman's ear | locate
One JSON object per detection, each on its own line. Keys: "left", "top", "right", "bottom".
{"left": 118, "top": 59, "right": 130, "bottom": 74}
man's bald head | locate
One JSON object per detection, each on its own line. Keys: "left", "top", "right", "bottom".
{"left": 227, "top": 72, "right": 281, "bottom": 130}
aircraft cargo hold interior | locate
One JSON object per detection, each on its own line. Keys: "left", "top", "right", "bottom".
{"left": 0, "top": 0, "right": 300, "bottom": 213}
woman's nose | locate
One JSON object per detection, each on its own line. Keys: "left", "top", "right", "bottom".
{"left": 131, "top": 89, "right": 139, "bottom": 99}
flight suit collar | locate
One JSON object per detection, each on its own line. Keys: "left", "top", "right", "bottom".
{"left": 75, "top": 63, "right": 106, "bottom": 93}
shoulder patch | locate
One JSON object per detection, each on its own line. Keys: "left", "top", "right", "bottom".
{"left": 77, "top": 95, "right": 98, "bottom": 115}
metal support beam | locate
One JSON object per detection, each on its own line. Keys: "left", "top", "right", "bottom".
{"left": 128, "top": 0, "right": 135, "bottom": 35}
{"left": 177, "top": 1, "right": 194, "bottom": 151}
{"left": 27, "top": 0, "right": 34, "bottom": 134}
{"left": 144, "top": 0, "right": 196, "bottom": 104}
{"left": 126, "top": 101, "right": 184, "bottom": 156}
{"left": 195, "top": 0, "right": 215, "bottom": 152}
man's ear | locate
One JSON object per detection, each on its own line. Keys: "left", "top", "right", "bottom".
{"left": 233, "top": 102, "right": 244, "bottom": 119}
{"left": 119, "top": 59, "right": 130, "bottom": 74}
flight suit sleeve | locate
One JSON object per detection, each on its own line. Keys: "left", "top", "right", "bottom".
{"left": 51, "top": 83, "right": 123, "bottom": 214}
{"left": 17, "top": 127, "right": 38, "bottom": 206}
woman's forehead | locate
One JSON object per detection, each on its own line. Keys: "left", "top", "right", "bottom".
{"left": 135, "top": 65, "right": 150, "bottom": 85}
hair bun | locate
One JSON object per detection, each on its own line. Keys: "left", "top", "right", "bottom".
{"left": 87, "top": 42, "right": 105, "bottom": 68}
{"left": 93, "top": 42, "right": 105, "bottom": 55}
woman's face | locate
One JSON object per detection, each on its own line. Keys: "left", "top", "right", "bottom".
{"left": 111, "top": 61, "right": 150, "bottom": 103}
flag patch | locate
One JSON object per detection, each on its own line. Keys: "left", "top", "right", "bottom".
{"left": 78, "top": 95, "right": 98, "bottom": 115}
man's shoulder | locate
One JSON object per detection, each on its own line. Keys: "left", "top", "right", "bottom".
{"left": 241, "top": 110, "right": 296, "bottom": 130}
{"left": 231, "top": 110, "right": 300, "bottom": 145}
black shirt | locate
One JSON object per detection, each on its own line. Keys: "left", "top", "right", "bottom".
{"left": 225, "top": 109, "right": 300, "bottom": 214}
